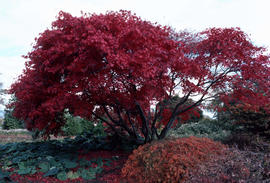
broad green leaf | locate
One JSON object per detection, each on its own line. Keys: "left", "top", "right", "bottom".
{"left": 62, "top": 159, "right": 78, "bottom": 169}
{"left": 96, "top": 157, "right": 103, "bottom": 166}
{"left": 6, "top": 161, "right": 12, "bottom": 166}
{"left": 44, "top": 167, "right": 59, "bottom": 177}
{"left": 0, "top": 144, "right": 9, "bottom": 151}
{"left": 45, "top": 156, "right": 54, "bottom": 161}
{"left": 30, "top": 168, "right": 37, "bottom": 175}
{"left": 112, "top": 156, "right": 120, "bottom": 160}
{"left": 80, "top": 168, "right": 96, "bottom": 180}
{"left": 49, "top": 160, "right": 62, "bottom": 167}
{"left": 0, "top": 169, "right": 10, "bottom": 179}
{"left": 6, "top": 145, "right": 17, "bottom": 153}
{"left": 18, "top": 162, "right": 26, "bottom": 169}
{"left": 39, "top": 162, "right": 50, "bottom": 173}
{"left": 93, "top": 166, "right": 103, "bottom": 174}
{"left": 17, "top": 167, "right": 32, "bottom": 175}
{"left": 12, "top": 157, "right": 22, "bottom": 164}
{"left": 79, "top": 159, "right": 92, "bottom": 167}
{"left": 57, "top": 171, "right": 67, "bottom": 181}
{"left": 104, "top": 162, "right": 111, "bottom": 166}
{"left": 67, "top": 171, "right": 80, "bottom": 179}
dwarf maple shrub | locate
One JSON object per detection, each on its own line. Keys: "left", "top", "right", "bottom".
{"left": 10, "top": 10, "right": 270, "bottom": 144}
{"left": 121, "top": 136, "right": 226, "bottom": 183}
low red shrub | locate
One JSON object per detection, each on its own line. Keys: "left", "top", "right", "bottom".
{"left": 121, "top": 136, "right": 226, "bottom": 183}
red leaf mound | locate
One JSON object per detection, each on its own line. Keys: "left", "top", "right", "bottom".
{"left": 121, "top": 136, "right": 226, "bottom": 183}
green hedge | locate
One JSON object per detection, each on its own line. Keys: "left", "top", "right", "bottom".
{"left": 168, "top": 118, "right": 241, "bottom": 142}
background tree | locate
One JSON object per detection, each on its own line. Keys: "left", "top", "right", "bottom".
{"left": 2, "top": 96, "right": 25, "bottom": 130}
{"left": 0, "top": 77, "right": 4, "bottom": 127}
{"left": 211, "top": 94, "right": 270, "bottom": 137}
{"left": 0, "top": 74, "right": 4, "bottom": 105}
{"left": 10, "top": 11, "right": 270, "bottom": 144}
{"left": 230, "top": 103, "right": 270, "bottom": 137}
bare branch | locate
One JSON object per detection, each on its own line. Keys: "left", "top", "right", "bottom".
{"left": 103, "top": 105, "right": 118, "bottom": 124}
{"left": 159, "top": 69, "right": 233, "bottom": 139}
{"left": 115, "top": 105, "right": 136, "bottom": 137}
{"left": 159, "top": 90, "right": 193, "bottom": 139}
{"left": 126, "top": 111, "right": 140, "bottom": 139}
{"left": 103, "top": 105, "right": 136, "bottom": 138}
{"left": 136, "top": 101, "right": 151, "bottom": 142}
{"left": 92, "top": 111, "right": 121, "bottom": 136}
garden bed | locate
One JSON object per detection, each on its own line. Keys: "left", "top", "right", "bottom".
{"left": 0, "top": 133, "right": 133, "bottom": 183}
{"left": 3, "top": 150, "right": 130, "bottom": 183}
{"left": 1, "top": 131, "right": 270, "bottom": 183}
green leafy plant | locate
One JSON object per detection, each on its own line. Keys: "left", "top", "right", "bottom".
{"left": 61, "top": 110, "right": 106, "bottom": 137}
{"left": 0, "top": 136, "right": 122, "bottom": 181}
{"left": 0, "top": 168, "right": 12, "bottom": 182}
{"left": 57, "top": 171, "right": 67, "bottom": 181}
{"left": 67, "top": 171, "right": 80, "bottom": 180}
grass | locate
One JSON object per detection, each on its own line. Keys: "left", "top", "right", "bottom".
{"left": 0, "top": 130, "right": 61, "bottom": 144}
{"left": 0, "top": 130, "right": 33, "bottom": 144}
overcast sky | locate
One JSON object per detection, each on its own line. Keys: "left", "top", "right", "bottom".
{"left": 1, "top": 0, "right": 270, "bottom": 89}
{"left": 0, "top": 0, "right": 269, "bottom": 103}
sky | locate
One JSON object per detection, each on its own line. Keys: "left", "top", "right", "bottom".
{"left": 0, "top": 0, "right": 269, "bottom": 111}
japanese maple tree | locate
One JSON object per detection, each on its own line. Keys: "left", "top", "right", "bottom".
{"left": 10, "top": 11, "right": 270, "bottom": 144}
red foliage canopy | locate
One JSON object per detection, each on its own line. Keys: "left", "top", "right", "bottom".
{"left": 10, "top": 11, "right": 270, "bottom": 143}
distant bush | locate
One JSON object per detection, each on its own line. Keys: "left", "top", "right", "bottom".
{"left": 61, "top": 111, "right": 106, "bottom": 137}
{"left": 121, "top": 136, "right": 226, "bottom": 183}
{"left": 168, "top": 118, "right": 239, "bottom": 142}
{"left": 2, "top": 96, "right": 24, "bottom": 130}
{"left": 2, "top": 109, "right": 24, "bottom": 130}
{"left": 0, "top": 118, "right": 3, "bottom": 127}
